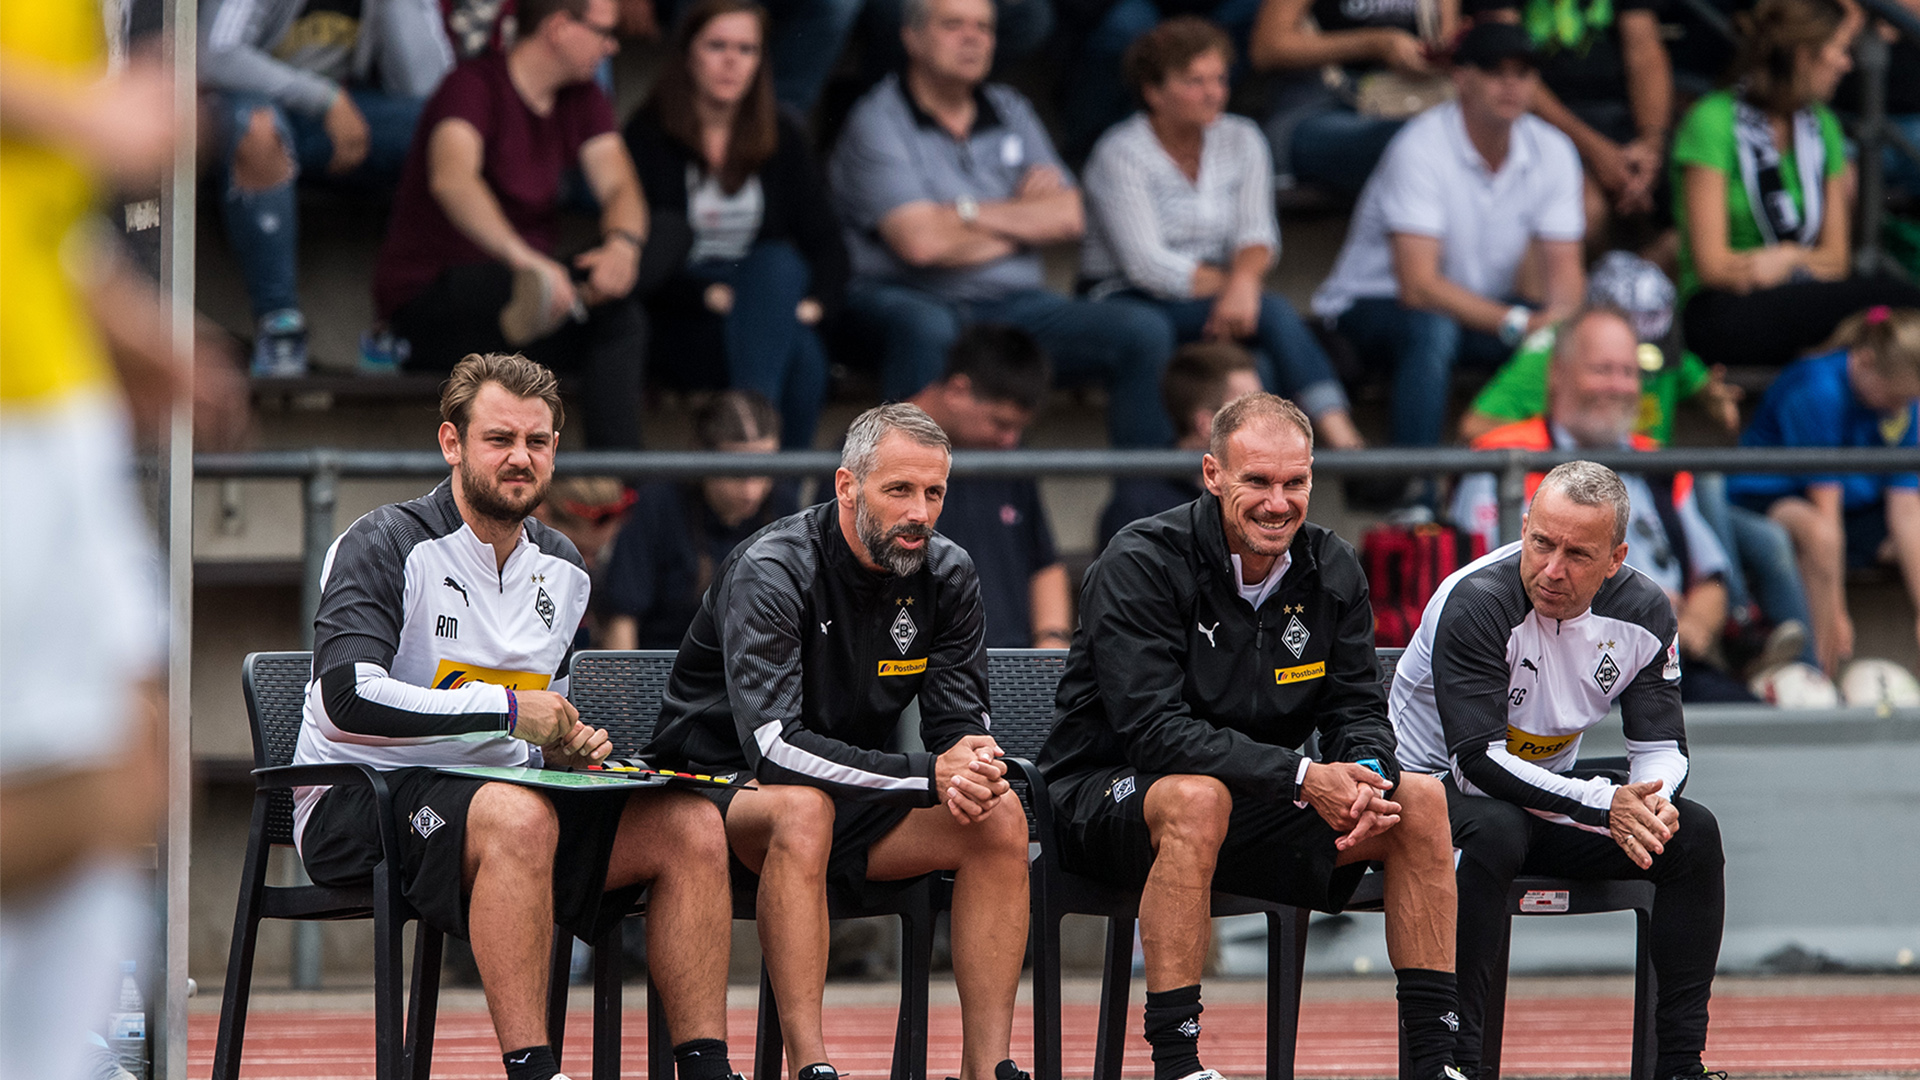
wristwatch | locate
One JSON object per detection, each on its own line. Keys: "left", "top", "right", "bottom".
{"left": 955, "top": 194, "right": 980, "bottom": 225}
{"left": 1498, "top": 305, "right": 1532, "bottom": 348}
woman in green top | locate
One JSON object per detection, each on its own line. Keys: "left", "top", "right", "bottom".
{"left": 1671, "top": 0, "right": 1920, "bottom": 369}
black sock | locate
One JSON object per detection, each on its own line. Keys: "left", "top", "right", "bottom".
{"left": 503, "top": 1045, "right": 558, "bottom": 1080}
{"left": 1395, "top": 968, "right": 1461, "bottom": 1079}
{"left": 994, "top": 1059, "right": 1027, "bottom": 1080}
{"left": 674, "top": 1038, "right": 733, "bottom": 1080}
{"left": 1143, "top": 985, "right": 1204, "bottom": 1080}
{"left": 1656, "top": 1055, "right": 1706, "bottom": 1078}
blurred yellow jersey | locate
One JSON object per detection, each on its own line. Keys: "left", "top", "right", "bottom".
{"left": 0, "top": 1, "right": 114, "bottom": 407}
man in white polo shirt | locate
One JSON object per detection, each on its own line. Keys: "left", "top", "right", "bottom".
{"left": 1313, "top": 21, "right": 1587, "bottom": 453}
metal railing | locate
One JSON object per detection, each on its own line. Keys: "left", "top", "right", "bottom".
{"left": 193, "top": 444, "right": 1920, "bottom": 647}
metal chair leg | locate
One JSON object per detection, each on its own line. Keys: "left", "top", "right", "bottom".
{"left": 372, "top": 863, "right": 408, "bottom": 1080}
{"left": 754, "top": 962, "right": 784, "bottom": 1080}
{"left": 595, "top": 922, "right": 624, "bottom": 1080}
{"left": 1630, "top": 908, "right": 1659, "bottom": 1080}
{"left": 1479, "top": 916, "right": 1515, "bottom": 1080}
{"left": 1029, "top": 884, "right": 1064, "bottom": 1080}
{"left": 1090, "top": 916, "right": 1134, "bottom": 1080}
{"left": 550, "top": 929, "right": 575, "bottom": 1070}
{"left": 407, "top": 924, "right": 445, "bottom": 1080}
{"left": 1266, "top": 907, "right": 1310, "bottom": 1080}
{"left": 212, "top": 798, "right": 273, "bottom": 1080}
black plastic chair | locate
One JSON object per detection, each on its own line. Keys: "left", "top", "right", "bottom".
{"left": 555, "top": 650, "right": 683, "bottom": 1080}
{"left": 567, "top": 650, "right": 946, "bottom": 1080}
{"left": 215, "top": 652, "right": 443, "bottom": 1080}
{"left": 986, "top": 648, "right": 1317, "bottom": 1080}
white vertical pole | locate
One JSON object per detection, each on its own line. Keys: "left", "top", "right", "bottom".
{"left": 158, "top": 0, "right": 197, "bottom": 1075}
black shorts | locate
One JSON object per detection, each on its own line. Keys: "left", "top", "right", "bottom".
{"left": 704, "top": 773, "right": 917, "bottom": 910}
{"left": 300, "top": 768, "right": 641, "bottom": 941}
{"left": 1048, "top": 765, "right": 1368, "bottom": 913}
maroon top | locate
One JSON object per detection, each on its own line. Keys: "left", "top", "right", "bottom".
{"left": 373, "top": 52, "right": 616, "bottom": 318}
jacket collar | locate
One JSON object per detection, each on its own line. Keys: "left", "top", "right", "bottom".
{"left": 1191, "top": 491, "right": 1320, "bottom": 594}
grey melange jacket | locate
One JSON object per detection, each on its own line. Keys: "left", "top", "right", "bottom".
{"left": 200, "top": 0, "right": 455, "bottom": 115}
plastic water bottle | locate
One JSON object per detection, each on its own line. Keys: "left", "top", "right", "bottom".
{"left": 108, "top": 960, "right": 147, "bottom": 1080}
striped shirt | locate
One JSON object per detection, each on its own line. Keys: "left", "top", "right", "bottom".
{"left": 1081, "top": 112, "right": 1278, "bottom": 301}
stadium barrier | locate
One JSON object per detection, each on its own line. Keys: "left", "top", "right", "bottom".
{"left": 194, "top": 444, "right": 1920, "bottom": 651}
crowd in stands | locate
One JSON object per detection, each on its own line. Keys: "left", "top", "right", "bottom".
{"left": 197, "top": 0, "right": 1920, "bottom": 691}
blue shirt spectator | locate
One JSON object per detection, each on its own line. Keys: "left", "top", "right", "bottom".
{"left": 828, "top": 0, "right": 1175, "bottom": 448}
{"left": 1730, "top": 348, "right": 1920, "bottom": 514}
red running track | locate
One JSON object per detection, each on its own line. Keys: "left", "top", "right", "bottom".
{"left": 190, "top": 993, "right": 1920, "bottom": 1078}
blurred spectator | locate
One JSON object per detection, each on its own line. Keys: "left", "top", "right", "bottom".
{"left": 1672, "top": 0, "right": 1920, "bottom": 370}
{"left": 200, "top": 0, "right": 455, "bottom": 375}
{"left": 1450, "top": 307, "right": 1760, "bottom": 700}
{"left": 1312, "top": 21, "right": 1585, "bottom": 450}
{"left": 444, "top": 0, "right": 664, "bottom": 58}
{"left": 830, "top": 0, "right": 1175, "bottom": 447}
{"left": 656, "top": 0, "right": 864, "bottom": 112}
{"left": 601, "top": 389, "right": 795, "bottom": 648}
{"left": 1836, "top": 17, "right": 1920, "bottom": 203}
{"left": 1057, "top": 0, "right": 1266, "bottom": 162}
{"left": 532, "top": 474, "right": 634, "bottom": 646}
{"left": 1459, "top": 251, "right": 1738, "bottom": 445}
{"left": 1474, "top": 0, "right": 1673, "bottom": 247}
{"left": 908, "top": 325, "right": 1072, "bottom": 648}
{"left": 860, "top": 0, "right": 1054, "bottom": 88}
{"left": 1728, "top": 307, "right": 1920, "bottom": 676}
{"left": 626, "top": 0, "right": 846, "bottom": 450}
{"left": 374, "top": 0, "right": 650, "bottom": 448}
{"left": 1082, "top": 17, "right": 1365, "bottom": 448}
{"left": 1461, "top": 251, "right": 1811, "bottom": 662}
{"left": 1096, "top": 340, "right": 1260, "bottom": 552}
{"left": 1250, "top": 0, "right": 1458, "bottom": 194}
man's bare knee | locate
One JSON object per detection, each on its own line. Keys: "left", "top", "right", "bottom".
{"left": 644, "top": 791, "right": 729, "bottom": 862}
{"left": 233, "top": 108, "right": 293, "bottom": 191}
{"left": 1389, "top": 772, "right": 1451, "bottom": 848}
{"left": 970, "top": 794, "right": 1031, "bottom": 862}
{"left": 1147, "top": 775, "right": 1232, "bottom": 854}
{"left": 468, "top": 784, "right": 559, "bottom": 863}
{"left": 762, "top": 786, "right": 836, "bottom": 867}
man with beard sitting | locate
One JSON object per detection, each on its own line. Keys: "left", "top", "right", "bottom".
{"left": 646, "top": 403, "right": 1034, "bottom": 1080}
{"left": 291, "top": 353, "right": 739, "bottom": 1080}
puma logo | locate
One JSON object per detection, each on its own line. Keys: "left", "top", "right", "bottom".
{"left": 507, "top": 1051, "right": 533, "bottom": 1065}
{"left": 819, "top": 620, "right": 832, "bottom": 633}
{"left": 443, "top": 576, "right": 470, "bottom": 607}
{"left": 1198, "top": 621, "right": 1219, "bottom": 647}
{"left": 1520, "top": 658, "right": 1539, "bottom": 674}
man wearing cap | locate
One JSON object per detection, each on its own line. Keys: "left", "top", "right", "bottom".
{"left": 1312, "top": 21, "right": 1587, "bottom": 452}
{"left": 1449, "top": 306, "right": 1764, "bottom": 700}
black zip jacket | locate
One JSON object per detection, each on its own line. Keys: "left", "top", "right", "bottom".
{"left": 645, "top": 501, "right": 991, "bottom": 806}
{"left": 1038, "top": 493, "right": 1399, "bottom": 803}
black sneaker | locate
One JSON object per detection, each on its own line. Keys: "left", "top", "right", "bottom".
{"left": 946, "top": 1060, "right": 1033, "bottom": 1080}
{"left": 1668, "top": 1072, "right": 1728, "bottom": 1080}
{"left": 797, "top": 1065, "right": 841, "bottom": 1080}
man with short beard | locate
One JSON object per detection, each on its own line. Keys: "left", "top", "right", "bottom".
{"left": 292, "top": 353, "right": 739, "bottom": 1080}
{"left": 647, "top": 403, "right": 1034, "bottom": 1080}
{"left": 1451, "top": 306, "right": 1745, "bottom": 699}
{"left": 1038, "top": 393, "right": 1466, "bottom": 1080}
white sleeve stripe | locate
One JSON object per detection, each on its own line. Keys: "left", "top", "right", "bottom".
{"left": 752, "top": 720, "right": 930, "bottom": 792}
{"left": 1624, "top": 738, "right": 1689, "bottom": 794}
{"left": 352, "top": 661, "right": 509, "bottom": 715}
{"left": 1474, "top": 739, "right": 1618, "bottom": 811}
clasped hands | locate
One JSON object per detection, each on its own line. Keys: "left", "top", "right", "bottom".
{"left": 509, "top": 689, "right": 613, "bottom": 769}
{"left": 936, "top": 734, "right": 1012, "bottom": 825}
{"left": 1301, "top": 760, "right": 1402, "bottom": 851}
